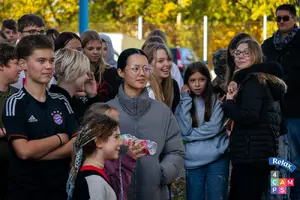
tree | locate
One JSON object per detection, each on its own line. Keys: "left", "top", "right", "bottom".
{"left": 0, "top": 0, "right": 78, "bottom": 30}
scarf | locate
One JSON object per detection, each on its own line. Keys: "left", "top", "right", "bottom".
{"left": 273, "top": 25, "right": 299, "bottom": 50}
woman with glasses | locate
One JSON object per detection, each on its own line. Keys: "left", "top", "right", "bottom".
{"left": 225, "top": 33, "right": 252, "bottom": 89}
{"left": 142, "top": 43, "right": 180, "bottom": 113}
{"left": 108, "top": 48, "right": 185, "bottom": 200}
{"left": 81, "top": 30, "right": 122, "bottom": 102}
{"left": 222, "top": 39, "right": 287, "bottom": 200}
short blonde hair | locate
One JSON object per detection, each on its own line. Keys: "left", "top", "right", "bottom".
{"left": 54, "top": 48, "right": 90, "bottom": 83}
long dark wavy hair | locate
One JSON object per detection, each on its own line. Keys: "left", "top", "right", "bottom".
{"left": 184, "top": 62, "right": 214, "bottom": 127}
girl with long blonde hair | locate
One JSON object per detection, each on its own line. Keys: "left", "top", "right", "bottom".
{"left": 81, "top": 30, "right": 122, "bottom": 102}
{"left": 142, "top": 42, "right": 180, "bottom": 112}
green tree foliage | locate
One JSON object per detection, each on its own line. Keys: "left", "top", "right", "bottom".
{"left": 0, "top": 0, "right": 78, "bottom": 30}
{"left": 0, "top": 0, "right": 298, "bottom": 66}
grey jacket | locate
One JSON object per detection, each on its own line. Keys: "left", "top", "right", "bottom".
{"left": 108, "top": 86, "right": 185, "bottom": 200}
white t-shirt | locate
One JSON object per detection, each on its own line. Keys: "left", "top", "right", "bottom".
{"left": 171, "top": 63, "right": 183, "bottom": 90}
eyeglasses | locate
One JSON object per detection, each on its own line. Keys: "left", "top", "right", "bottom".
{"left": 233, "top": 50, "right": 251, "bottom": 58}
{"left": 129, "top": 65, "right": 152, "bottom": 75}
{"left": 276, "top": 15, "right": 291, "bottom": 22}
{"left": 21, "top": 29, "right": 46, "bottom": 35}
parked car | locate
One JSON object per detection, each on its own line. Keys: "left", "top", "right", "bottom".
{"left": 170, "top": 47, "right": 197, "bottom": 72}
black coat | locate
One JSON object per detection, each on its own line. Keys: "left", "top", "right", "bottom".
{"left": 223, "top": 63, "right": 287, "bottom": 165}
{"left": 49, "top": 85, "right": 101, "bottom": 124}
{"left": 262, "top": 31, "right": 300, "bottom": 118}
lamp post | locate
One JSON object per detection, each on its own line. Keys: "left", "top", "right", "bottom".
{"left": 79, "top": 0, "right": 89, "bottom": 35}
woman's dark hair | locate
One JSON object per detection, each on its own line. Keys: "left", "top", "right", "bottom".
{"left": 117, "top": 48, "right": 148, "bottom": 71}
{"left": 184, "top": 62, "right": 214, "bottom": 127}
{"left": 225, "top": 33, "right": 251, "bottom": 89}
{"left": 54, "top": 32, "right": 81, "bottom": 52}
{"left": 46, "top": 28, "right": 59, "bottom": 44}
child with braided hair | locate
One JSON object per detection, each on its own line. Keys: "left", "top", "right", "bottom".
{"left": 67, "top": 103, "right": 146, "bottom": 200}
{"left": 67, "top": 114, "right": 120, "bottom": 200}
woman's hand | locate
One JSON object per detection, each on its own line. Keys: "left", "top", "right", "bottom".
{"left": 0, "top": 128, "right": 6, "bottom": 138}
{"left": 226, "top": 89, "right": 238, "bottom": 100}
{"left": 226, "top": 81, "right": 238, "bottom": 100}
{"left": 85, "top": 72, "right": 97, "bottom": 98}
{"left": 228, "top": 81, "right": 238, "bottom": 94}
{"left": 181, "top": 84, "right": 190, "bottom": 93}
{"left": 127, "top": 139, "right": 147, "bottom": 160}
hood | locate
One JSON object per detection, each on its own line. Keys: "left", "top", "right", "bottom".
{"left": 233, "top": 62, "right": 287, "bottom": 101}
{"left": 100, "top": 34, "right": 117, "bottom": 68}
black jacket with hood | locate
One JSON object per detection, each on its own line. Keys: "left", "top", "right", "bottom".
{"left": 223, "top": 62, "right": 287, "bottom": 165}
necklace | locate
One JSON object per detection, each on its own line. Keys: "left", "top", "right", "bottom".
{"left": 0, "top": 88, "right": 11, "bottom": 98}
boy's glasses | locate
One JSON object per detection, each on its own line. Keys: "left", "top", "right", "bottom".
{"left": 129, "top": 65, "right": 152, "bottom": 75}
{"left": 276, "top": 15, "right": 291, "bottom": 22}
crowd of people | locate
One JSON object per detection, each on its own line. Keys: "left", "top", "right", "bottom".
{"left": 0, "top": 3, "right": 299, "bottom": 200}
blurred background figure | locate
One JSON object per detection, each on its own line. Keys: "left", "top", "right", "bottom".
{"left": 46, "top": 28, "right": 59, "bottom": 44}
{"left": 1, "top": 19, "right": 18, "bottom": 44}
{"left": 212, "top": 49, "right": 227, "bottom": 97}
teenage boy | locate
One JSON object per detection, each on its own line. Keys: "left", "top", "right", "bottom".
{"left": 12, "top": 14, "right": 46, "bottom": 89}
{"left": 0, "top": 41, "right": 21, "bottom": 199}
{"left": 18, "top": 14, "right": 45, "bottom": 37}
{"left": 2, "top": 35, "right": 78, "bottom": 200}
{"left": 1, "top": 19, "right": 19, "bottom": 44}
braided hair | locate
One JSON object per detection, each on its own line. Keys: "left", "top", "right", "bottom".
{"left": 66, "top": 114, "right": 119, "bottom": 199}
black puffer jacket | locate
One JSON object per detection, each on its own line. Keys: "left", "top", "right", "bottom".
{"left": 223, "top": 62, "right": 287, "bottom": 165}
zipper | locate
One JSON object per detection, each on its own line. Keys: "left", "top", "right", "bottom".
{"left": 133, "top": 99, "right": 138, "bottom": 200}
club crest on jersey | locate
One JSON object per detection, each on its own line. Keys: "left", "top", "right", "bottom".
{"left": 51, "top": 111, "right": 63, "bottom": 125}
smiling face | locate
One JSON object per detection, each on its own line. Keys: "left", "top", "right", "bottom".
{"left": 151, "top": 49, "right": 172, "bottom": 81}
{"left": 100, "top": 127, "right": 121, "bottom": 160}
{"left": 233, "top": 43, "right": 254, "bottom": 71}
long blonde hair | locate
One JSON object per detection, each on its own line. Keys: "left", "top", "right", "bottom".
{"left": 81, "top": 30, "right": 108, "bottom": 84}
{"left": 142, "top": 42, "right": 174, "bottom": 108}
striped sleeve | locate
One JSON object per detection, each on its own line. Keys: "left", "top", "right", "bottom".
{"left": 48, "top": 92, "right": 74, "bottom": 114}
{"left": 2, "top": 90, "right": 27, "bottom": 142}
